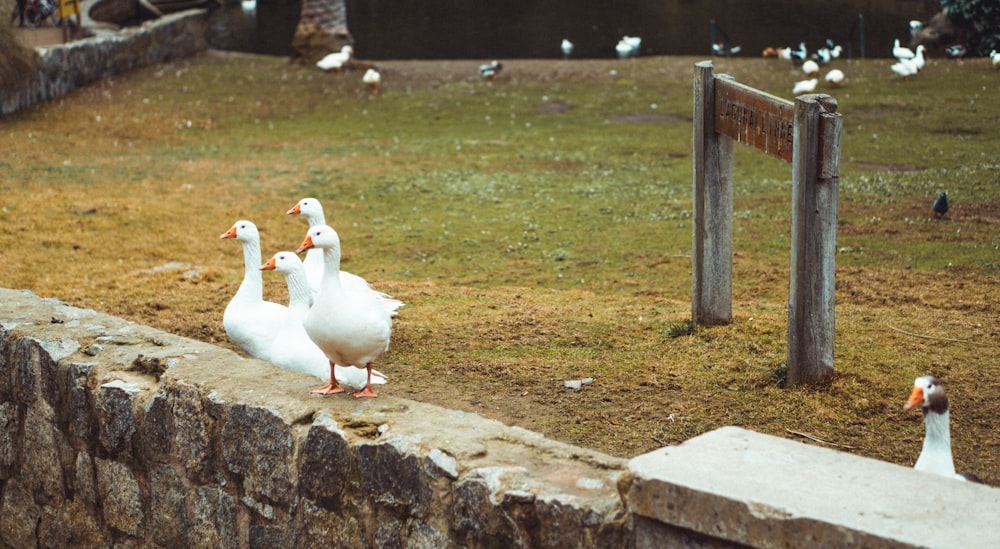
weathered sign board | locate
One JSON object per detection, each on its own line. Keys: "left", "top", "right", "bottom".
{"left": 692, "top": 60, "right": 842, "bottom": 387}
{"left": 713, "top": 78, "right": 795, "bottom": 163}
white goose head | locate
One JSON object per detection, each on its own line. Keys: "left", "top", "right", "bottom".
{"left": 296, "top": 224, "right": 341, "bottom": 255}
{"left": 220, "top": 219, "right": 260, "bottom": 243}
{"left": 904, "top": 375, "right": 948, "bottom": 415}
{"left": 287, "top": 198, "right": 326, "bottom": 227}
{"left": 260, "top": 251, "right": 303, "bottom": 274}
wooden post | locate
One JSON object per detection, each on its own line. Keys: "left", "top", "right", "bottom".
{"left": 786, "top": 95, "right": 841, "bottom": 386}
{"left": 691, "top": 61, "right": 734, "bottom": 326}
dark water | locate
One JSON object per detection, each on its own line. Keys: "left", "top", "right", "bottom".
{"left": 343, "top": 0, "right": 941, "bottom": 60}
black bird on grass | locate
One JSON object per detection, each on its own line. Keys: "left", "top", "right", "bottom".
{"left": 933, "top": 191, "right": 949, "bottom": 218}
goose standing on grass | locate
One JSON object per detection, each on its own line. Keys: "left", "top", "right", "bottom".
{"left": 891, "top": 57, "right": 919, "bottom": 79}
{"left": 911, "top": 45, "right": 926, "bottom": 71}
{"left": 362, "top": 68, "right": 381, "bottom": 93}
{"left": 801, "top": 59, "right": 820, "bottom": 76}
{"left": 792, "top": 78, "right": 819, "bottom": 95}
{"left": 904, "top": 376, "right": 982, "bottom": 482}
{"left": 296, "top": 225, "right": 393, "bottom": 398}
{"left": 316, "top": 45, "right": 354, "bottom": 72}
{"left": 260, "top": 251, "right": 387, "bottom": 393}
{"left": 824, "top": 69, "right": 845, "bottom": 87}
{"left": 220, "top": 220, "right": 287, "bottom": 361}
{"left": 892, "top": 38, "right": 915, "bottom": 60}
{"left": 286, "top": 198, "right": 404, "bottom": 316}
{"left": 990, "top": 50, "right": 1000, "bottom": 68}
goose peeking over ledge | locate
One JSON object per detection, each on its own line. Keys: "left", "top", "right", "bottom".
{"left": 904, "top": 376, "right": 982, "bottom": 483}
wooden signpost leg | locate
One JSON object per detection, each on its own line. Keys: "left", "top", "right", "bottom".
{"left": 692, "top": 61, "right": 734, "bottom": 326}
{"left": 786, "top": 95, "right": 841, "bottom": 386}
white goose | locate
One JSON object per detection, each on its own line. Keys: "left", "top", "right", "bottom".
{"left": 892, "top": 38, "right": 915, "bottom": 60}
{"left": 904, "top": 376, "right": 981, "bottom": 482}
{"left": 792, "top": 78, "right": 818, "bottom": 95}
{"left": 220, "top": 220, "right": 287, "bottom": 361}
{"left": 296, "top": 225, "right": 393, "bottom": 398}
{"left": 286, "top": 197, "right": 404, "bottom": 316}
{"left": 316, "top": 45, "right": 354, "bottom": 72}
{"left": 260, "top": 251, "right": 387, "bottom": 393}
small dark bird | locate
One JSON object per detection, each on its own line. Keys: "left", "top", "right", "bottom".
{"left": 933, "top": 191, "right": 949, "bottom": 218}
{"left": 479, "top": 60, "right": 503, "bottom": 80}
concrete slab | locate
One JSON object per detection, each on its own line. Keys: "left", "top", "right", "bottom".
{"left": 627, "top": 426, "right": 1000, "bottom": 549}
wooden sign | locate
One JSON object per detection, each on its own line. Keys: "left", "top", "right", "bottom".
{"left": 713, "top": 78, "right": 795, "bottom": 163}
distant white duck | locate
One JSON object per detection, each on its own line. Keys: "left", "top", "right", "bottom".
{"left": 892, "top": 38, "right": 915, "bottom": 60}
{"left": 911, "top": 45, "right": 926, "bottom": 70}
{"left": 316, "top": 45, "right": 354, "bottom": 72}
{"left": 260, "top": 251, "right": 387, "bottom": 393}
{"left": 296, "top": 225, "right": 394, "bottom": 398}
{"left": 220, "top": 220, "right": 288, "bottom": 361}
{"left": 616, "top": 35, "right": 642, "bottom": 58}
{"left": 789, "top": 41, "right": 808, "bottom": 62}
{"left": 904, "top": 376, "right": 982, "bottom": 483}
{"left": 891, "top": 57, "right": 919, "bottom": 79}
{"left": 792, "top": 78, "right": 819, "bottom": 95}
{"left": 479, "top": 60, "right": 503, "bottom": 80}
{"left": 776, "top": 46, "right": 792, "bottom": 61}
{"left": 991, "top": 50, "right": 1000, "bottom": 68}
{"left": 362, "top": 68, "right": 381, "bottom": 93}
{"left": 824, "top": 69, "right": 845, "bottom": 87}
{"left": 801, "top": 59, "right": 820, "bottom": 76}
{"left": 285, "top": 198, "right": 404, "bottom": 316}
{"left": 561, "top": 38, "right": 574, "bottom": 59}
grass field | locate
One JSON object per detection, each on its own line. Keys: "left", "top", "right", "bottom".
{"left": 1, "top": 51, "right": 998, "bottom": 484}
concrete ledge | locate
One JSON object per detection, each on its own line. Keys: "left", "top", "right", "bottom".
{"left": 626, "top": 426, "right": 1000, "bottom": 549}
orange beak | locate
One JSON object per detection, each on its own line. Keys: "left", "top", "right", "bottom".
{"left": 296, "top": 235, "right": 314, "bottom": 254}
{"left": 903, "top": 386, "right": 924, "bottom": 411}
{"left": 220, "top": 226, "right": 237, "bottom": 239}
{"left": 260, "top": 257, "right": 277, "bottom": 271}
{"left": 287, "top": 203, "right": 301, "bottom": 215}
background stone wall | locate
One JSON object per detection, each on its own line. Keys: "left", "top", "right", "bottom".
{"left": 1, "top": 9, "right": 208, "bottom": 116}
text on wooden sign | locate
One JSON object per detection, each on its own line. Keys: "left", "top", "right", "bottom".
{"left": 713, "top": 78, "right": 795, "bottom": 163}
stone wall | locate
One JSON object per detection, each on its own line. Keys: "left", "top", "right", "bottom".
{"left": 1, "top": 9, "right": 208, "bottom": 116}
{"left": 2, "top": 286, "right": 998, "bottom": 548}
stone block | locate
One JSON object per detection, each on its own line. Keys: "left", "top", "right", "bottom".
{"left": 20, "top": 409, "right": 65, "bottom": 507}
{"left": 626, "top": 426, "right": 1000, "bottom": 549}
{"left": 95, "top": 457, "right": 145, "bottom": 538}
{"left": 0, "top": 401, "right": 22, "bottom": 480}
{"left": 65, "top": 362, "right": 97, "bottom": 444}
{"left": 190, "top": 486, "right": 238, "bottom": 549}
{"left": 97, "top": 379, "right": 142, "bottom": 459}
{"left": 221, "top": 403, "right": 293, "bottom": 505}
{"left": 298, "top": 412, "right": 351, "bottom": 510}
{"left": 0, "top": 477, "right": 40, "bottom": 548}
{"left": 357, "top": 434, "right": 433, "bottom": 517}
{"left": 150, "top": 464, "right": 189, "bottom": 546}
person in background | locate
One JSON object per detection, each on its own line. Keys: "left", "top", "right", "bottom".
{"left": 11, "top": 0, "right": 28, "bottom": 27}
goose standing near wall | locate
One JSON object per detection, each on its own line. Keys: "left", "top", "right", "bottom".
{"left": 362, "top": 68, "right": 381, "bottom": 93}
{"left": 296, "top": 225, "right": 393, "bottom": 398}
{"left": 904, "top": 376, "right": 982, "bottom": 482}
{"left": 317, "top": 45, "right": 354, "bottom": 72}
{"left": 286, "top": 198, "right": 404, "bottom": 316}
{"left": 260, "top": 251, "right": 387, "bottom": 393}
{"left": 220, "top": 220, "right": 287, "bottom": 361}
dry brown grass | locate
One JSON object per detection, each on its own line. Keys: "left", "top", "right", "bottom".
{"left": 2, "top": 52, "right": 998, "bottom": 485}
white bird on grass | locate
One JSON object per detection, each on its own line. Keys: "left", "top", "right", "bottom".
{"left": 296, "top": 225, "right": 394, "bottom": 398}
{"left": 891, "top": 57, "right": 919, "bottom": 79}
{"left": 561, "top": 38, "right": 574, "bottom": 59}
{"left": 362, "top": 68, "right": 381, "bottom": 93}
{"left": 286, "top": 197, "right": 404, "bottom": 317}
{"left": 892, "top": 38, "right": 915, "bottom": 60}
{"left": 316, "top": 45, "right": 354, "bottom": 72}
{"left": 801, "top": 59, "right": 820, "bottom": 76}
{"left": 260, "top": 251, "right": 387, "bottom": 394}
{"left": 792, "top": 78, "right": 818, "bottom": 95}
{"left": 824, "top": 69, "right": 845, "bottom": 87}
{"left": 220, "top": 220, "right": 287, "bottom": 361}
